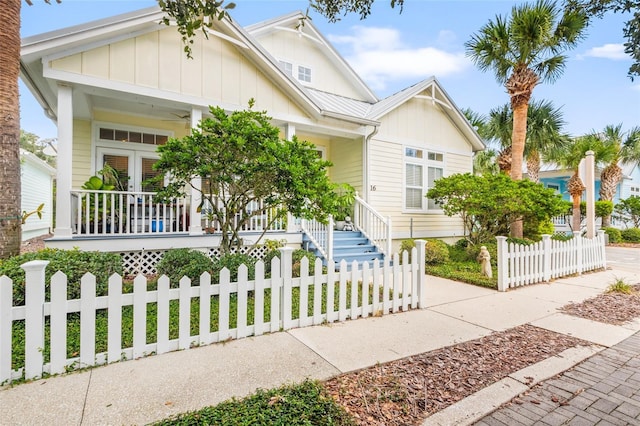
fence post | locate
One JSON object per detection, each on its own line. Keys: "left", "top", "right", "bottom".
{"left": 386, "top": 216, "right": 393, "bottom": 257}
{"left": 327, "top": 216, "right": 334, "bottom": 263}
{"left": 21, "top": 260, "right": 49, "bottom": 380}
{"left": 597, "top": 229, "right": 607, "bottom": 269}
{"left": 573, "top": 231, "right": 583, "bottom": 275}
{"left": 496, "top": 237, "right": 508, "bottom": 292}
{"left": 414, "top": 240, "right": 427, "bottom": 308}
{"left": 542, "top": 234, "right": 552, "bottom": 282}
{"left": 279, "top": 247, "right": 293, "bottom": 329}
{"left": 0, "top": 276, "right": 13, "bottom": 383}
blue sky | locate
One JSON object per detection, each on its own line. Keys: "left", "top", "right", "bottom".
{"left": 20, "top": 0, "right": 640, "bottom": 143}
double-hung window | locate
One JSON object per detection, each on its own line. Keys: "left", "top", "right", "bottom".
{"left": 404, "top": 147, "right": 444, "bottom": 211}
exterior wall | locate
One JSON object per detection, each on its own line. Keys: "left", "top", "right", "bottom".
{"left": 255, "top": 30, "right": 365, "bottom": 100}
{"left": 327, "top": 138, "right": 362, "bottom": 193}
{"left": 72, "top": 120, "right": 92, "bottom": 188}
{"left": 619, "top": 166, "right": 640, "bottom": 201}
{"left": 21, "top": 152, "right": 55, "bottom": 240}
{"left": 50, "top": 29, "right": 308, "bottom": 118}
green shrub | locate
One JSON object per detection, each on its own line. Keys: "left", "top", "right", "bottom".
{"left": 602, "top": 227, "right": 622, "bottom": 244}
{"left": 152, "top": 379, "right": 354, "bottom": 426}
{"left": 263, "top": 249, "right": 319, "bottom": 277}
{"left": 212, "top": 253, "right": 256, "bottom": 282}
{"left": 400, "top": 239, "right": 450, "bottom": 265}
{"left": 425, "top": 239, "right": 450, "bottom": 265}
{"left": 506, "top": 237, "right": 535, "bottom": 246}
{"left": 620, "top": 227, "right": 640, "bottom": 243}
{"left": 454, "top": 238, "right": 470, "bottom": 249}
{"left": 156, "top": 248, "right": 213, "bottom": 286}
{"left": 0, "top": 248, "right": 122, "bottom": 306}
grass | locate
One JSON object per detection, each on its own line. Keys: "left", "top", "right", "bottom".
{"left": 606, "top": 277, "right": 635, "bottom": 294}
{"left": 151, "top": 379, "right": 354, "bottom": 426}
{"left": 423, "top": 245, "right": 498, "bottom": 289}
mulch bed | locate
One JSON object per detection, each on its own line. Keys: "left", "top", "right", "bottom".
{"left": 323, "top": 324, "right": 590, "bottom": 426}
{"left": 560, "top": 284, "right": 640, "bottom": 325}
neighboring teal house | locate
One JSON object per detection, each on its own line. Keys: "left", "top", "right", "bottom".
{"left": 538, "top": 162, "right": 640, "bottom": 204}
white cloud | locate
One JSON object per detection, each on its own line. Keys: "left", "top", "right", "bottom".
{"left": 579, "top": 43, "right": 628, "bottom": 60}
{"left": 328, "top": 26, "right": 469, "bottom": 91}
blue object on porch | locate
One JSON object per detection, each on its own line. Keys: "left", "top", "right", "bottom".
{"left": 151, "top": 220, "right": 164, "bottom": 232}
{"left": 302, "top": 230, "right": 385, "bottom": 270}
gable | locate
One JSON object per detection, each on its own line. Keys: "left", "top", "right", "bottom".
{"left": 376, "top": 91, "right": 475, "bottom": 153}
{"left": 254, "top": 29, "right": 366, "bottom": 101}
{"left": 49, "top": 27, "right": 308, "bottom": 117}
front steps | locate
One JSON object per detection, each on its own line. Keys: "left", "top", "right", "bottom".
{"left": 302, "top": 230, "right": 385, "bottom": 269}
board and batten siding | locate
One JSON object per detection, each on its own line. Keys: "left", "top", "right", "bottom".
{"left": 21, "top": 151, "right": 55, "bottom": 240}
{"left": 328, "top": 138, "right": 363, "bottom": 193}
{"left": 72, "top": 120, "right": 92, "bottom": 189}
{"left": 254, "top": 30, "right": 366, "bottom": 101}
{"left": 50, "top": 29, "right": 308, "bottom": 119}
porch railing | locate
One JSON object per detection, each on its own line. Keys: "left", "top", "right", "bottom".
{"left": 353, "top": 194, "right": 392, "bottom": 256}
{"left": 300, "top": 216, "right": 334, "bottom": 261}
{"left": 72, "top": 190, "right": 189, "bottom": 236}
{"left": 200, "top": 198, "right": 287, "bottom": 233}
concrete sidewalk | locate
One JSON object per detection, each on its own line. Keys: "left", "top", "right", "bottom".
{"left": 1, "top": 266, "right": 639, "bottom": 426}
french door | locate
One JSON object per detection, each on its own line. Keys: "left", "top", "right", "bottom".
{"left": 97, "top": 147, "right": 162, "bottom": 193}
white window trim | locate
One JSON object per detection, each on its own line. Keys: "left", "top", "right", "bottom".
{"left": 277, "top": 57, "right": 312, "bottom": 85}
{"left": 402, "top": 146, "right": 446, "bottom": 214}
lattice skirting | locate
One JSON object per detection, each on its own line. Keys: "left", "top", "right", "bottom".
{"left": 120, "top": 246, "right": 271, "bottom": 275}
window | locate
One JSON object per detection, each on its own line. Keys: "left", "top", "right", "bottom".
{"left": 631, "top": 186, "right": 640, "bottom": 197}
{"left": 99, "top": 127, "right": 168, "bottom": 146}
{"left": 547, "top": 184, "right": 560, "bottom": 192}
{"left": 298, "top": 66, "right": 311, "bottom": 83}
{"left": 404, "top": 147, "right": 444, "bottom": 211}
{"left": 279, "top": 60, "right": 293, "bottom": 76}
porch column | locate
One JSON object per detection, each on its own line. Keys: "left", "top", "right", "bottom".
{"left": 284, "top": 123, "right": 295, "bottom": 140}
{"left": 189, "top": 107, "right": 203, "bottom": 235}
{"left": 54, "top": 84, "right": 73, "bottom": 238}
{"left": 284, "top": 123, "right": 298, "bottom": 233}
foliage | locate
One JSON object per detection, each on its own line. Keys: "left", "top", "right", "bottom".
{"left": 156, "top": 248, "right": 213, "bottom": 286}
{"left": 20, "top": 130, "right": 56, "bottom": 167}
{"left": 464, "top": 242, "right": 498, "bottom": 267}
{"left": 0, "top": 249, "right": 122, "bottom": 306}
{"left": 154, "top": 102, "right": 337, "bottom": 254}
{"left": 425, "top": 262, "right": 497, "bottom": 289}
{"left": 158, "top": 0, "right": 236, "bottom": 59}
{"left": 615, "top": 197, "right": 640, "bottom": 227}
{"left": 566, "top": 0, "right": 640, "bottom": 79}
{"left": 426, "top": 173, "right": 566, "bottom": 245}
{"left": 152, "top": 379, "right": 354, "bottom": 425}
{"left": 551, "top": 232, "right": 573, "bottom": 241}
{"left": 262, "top": 239, "right": 287, "bottom": 251}
{"left": 620, "top": 227, "right": 640, "bottom": 243}
{"left": 309, "top": 0, "right": 403, "bottom": 22}
{"left": 602, "top": 227, "right": 622, "bottom": 243}
{"left": 606, "top": 277, "right": 634, "bottom": 294}
{"left": 263, "top": 249, "right": 319, "bottom": 277}
{"left": 332, "top": 183, "right": 356, "bottom": 221}
{"left": 400, "top": 239, "right": 450, "bottom": 265}
{"left": 212, "top": 253, "right": 257, "bottom": 282}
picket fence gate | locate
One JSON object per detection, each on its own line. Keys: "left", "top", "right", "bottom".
{"left": 496, "top": 231, "right": 607, "bottom": 291}
{"left": 0, "top": 242, "right": 427, "bottom": 384}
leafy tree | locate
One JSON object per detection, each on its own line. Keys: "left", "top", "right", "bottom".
{"left": 465, "top": 0, "right": 587, "bottom": 238}
{"left": 588, "top": 124, "right": 640, "bottom": 226}
{"left": 153, "top": 102, "right": 338, "bottom": 254}
{"left": 426, "top": 173, "right": 566, "bottom": 245}
{"left": 473, "top": 149, "right": 500, "bottom": 176}
{"left": 566, "top": 0, "right": 640, "bottom": 80}
{"left": 20, "top": 130, "right": 57, "bottom": 167}
{"left": 615, "top": 197, "right": 640, "bottom": 227}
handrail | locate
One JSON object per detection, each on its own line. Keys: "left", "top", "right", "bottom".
{"left": 300, "top": 216, "right": 333, "bottom": 261}
{"left": 353, "top": 194, "right": 392, "bottom": 256}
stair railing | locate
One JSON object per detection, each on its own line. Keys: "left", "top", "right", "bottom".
{"left": 300, "top": 216, "right": 334, "bottom": 262}
{"left": 353, "top": 193, "right": 392, "bottom": 257}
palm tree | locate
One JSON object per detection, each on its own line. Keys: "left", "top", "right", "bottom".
{"left": 484, "top": 105, "right": 513, "bottom": 175}
{"left": 0, "top": 0, "right": 24, "bottom": 258}
{"left": 465, "top": 0, "right": 587, "bottom": 237}
{"left": 523, "top": 99, "right": 568, "bottom": 183}
{"left": 592, "top": 124, "right": 640, "bottom": 227}
{"left": 551, "top": 136, "right": 615, "bottom": 232}
{"left": 473, "top": 149, "right": 500, "bottom": 176}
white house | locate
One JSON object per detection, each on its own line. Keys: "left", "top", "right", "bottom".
{"left": 20, "top": 149, "right": 56, "bottom": 241}
{"left": 20, "top": 6, "right": 484, "bottom": 271}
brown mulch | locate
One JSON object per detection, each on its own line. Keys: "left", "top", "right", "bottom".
{"left": 560, "top": 284, "right": 640, "bottom": 325}
{"left": 324, "top": 324, "right": 590, "bottom": 426}
{"left": 19, "top": 234, "right": 52, "bottom": 254}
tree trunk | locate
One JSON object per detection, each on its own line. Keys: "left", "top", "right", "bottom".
{"left": 599, "top": 164, "right": 622, "bottom": 228}
{"left": 568, "top": 172, "right": 586, "bottom": 232}
{"left": 509, "top": 99, "right": 530, "bottom": 238}
{"left": 526, "top": 150, "right": 540, "bottom": 183}
{"left": 0, "top": 0, "right": 23, "bottom": 258}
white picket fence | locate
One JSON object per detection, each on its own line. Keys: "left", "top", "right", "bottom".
{"left": 496, "top": 231, "right": 607, "bottom": 291}
{"left": 0, "top": 243, "right": 427, "bottom": 384}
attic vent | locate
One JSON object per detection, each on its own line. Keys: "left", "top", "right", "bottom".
{"left": 99, "top": 128, "right": 168, "bottom": 145}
